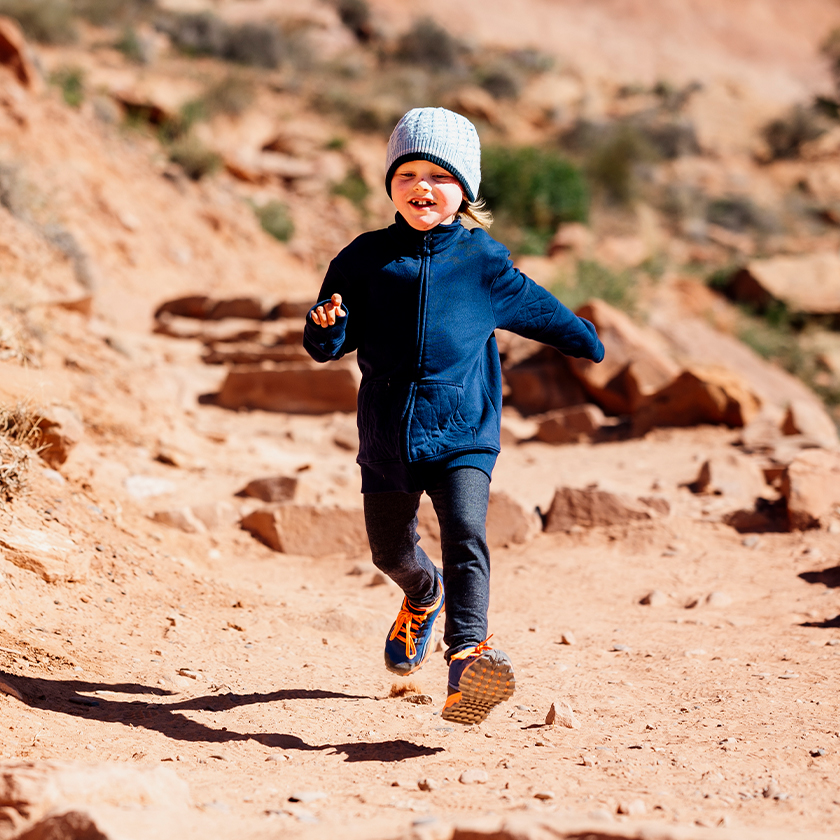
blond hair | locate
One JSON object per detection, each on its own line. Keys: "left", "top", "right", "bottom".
{"left": 458, "top": 197, "right": 493, "bottom": 229}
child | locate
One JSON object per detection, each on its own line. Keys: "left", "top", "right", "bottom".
{"left": 304, "top": 107, "right": 604, "bottom": 725}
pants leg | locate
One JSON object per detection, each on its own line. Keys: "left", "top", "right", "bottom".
{"left": 426, "top": 468, "right": 490, "bottom": 659}
{"left": 363, "top": 490, "right": 439, "bottom": 606}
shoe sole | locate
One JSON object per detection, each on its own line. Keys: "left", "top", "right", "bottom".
{"left": 384, "top": 642, "right": 433, "bottom": 676}
{"left": 441, "top": 650, "right": 515, "bottom": 725}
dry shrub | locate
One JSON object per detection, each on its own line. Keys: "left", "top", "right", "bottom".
{"left": 0, "top": 403, "right": 44, "bottom": 503}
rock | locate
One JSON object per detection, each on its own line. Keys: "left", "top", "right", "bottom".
{"left": 782, "top": 449, "right": 840, "bottom": 530}
{"left": 548, "top": 222, "right": 594, "bottom": 257}
{"left": 534, "top": 790, "right": 556, "bottom": 800}
{"left": 502, "top": 346, "right": 587, "bottom": 416}
{"left": 617, "top": 799, "right": 647, "bottom": 816}
{"left": 0, "top": 760, "right": 189, "bottom": 834}
{"left": 124, "top": 475, "right": 176, "bottom": 499}
{"left": 706, "top": 591, "right": 732, "bottom": 607}
{"left": 533, "top": 403, "right": 606, "bottom": 444}
{"left": 445, "top": 85, "right": 501, "bottom": 126}
{"left": 190, "top": 501, "right": 238, "bottom": 531}
{"left": 240, "top": 504, "right": 368, "bottom": 556}
{"left": 35, "top": 405, "right": 84, "bottom": 468}
{"left": 688, "top": 452, "right": 769, "bottom": 500}
{"left": 402, "top": 694, "right": 433, "bottom": 705}
{"left": 417, "top": 778, "right": 438, "bottom": 792}
{"left": 545, "top": 700, "right": 580, "bottom": 729}
{"left": 640, "top": 590, "right": 668, "bottom": 607}
{"left": 559, "top": 631, "right": 576, "bottom": 645}
{"left": 0, "top": 17, "right": 40, "bottom": 91}
{"left": 458, "top": 769, "right": 488, "bottom": 785}
{"left": 723, "top": 497, "right": 789, "bottom": 533}
{"left": 486, "top": 491, "right": 539, "bottom": 547}
{"left": 0, "top": 524, "right": 87, "bottom": 583}
{"left": 150, "top": 507, "right": 207, "bottom": 534}
{"left": 729, "top": 253, "right": 840, "bottom": 315}
{"left": 567, "top": 299, "right": 680, "bottom": 415}
{"left": 237, "top": 475, "right": 298, "bottom": 503}
{"left": 781, "top": 399, "right": 840, "bottom": 449}
{"left": 632, "top": 366, "right": 761, "bottom": 435}
{"left": 214, "top": 364, "right": 359, "bottom": 414}
{"left": 543, "top": 486, "right": 653, "bottom": 532}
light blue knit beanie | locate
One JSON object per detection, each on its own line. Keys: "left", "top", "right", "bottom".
{"left": 385, "top": 107, "right": 481, "bottom": 202}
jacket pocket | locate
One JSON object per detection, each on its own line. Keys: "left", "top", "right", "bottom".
{"left": 407, "top": 381, "right": 476, "bottom": 460}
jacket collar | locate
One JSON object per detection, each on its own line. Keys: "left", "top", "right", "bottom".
{"left": 390, "top": 212, "right": 465, "bottom": 254}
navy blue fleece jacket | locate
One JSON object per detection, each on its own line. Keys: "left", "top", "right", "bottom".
{"left": 304, "top": 213, "right": 605, "bottom": 492}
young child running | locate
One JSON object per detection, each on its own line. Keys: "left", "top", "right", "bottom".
{"left": 304, "top": 107, "right": 605, "bottom": 725}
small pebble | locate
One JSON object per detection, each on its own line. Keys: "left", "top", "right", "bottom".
{"left": 559, "top": 631, "right": 576, "bottom": 645}
{"left": 288, "top": 791, "right": 327, "bottom": 804}
{"left": 545, "top": 700, "right": 580, "bottom": 729}
{"left": 417, "top": 778, "right": 438, "bottom": 791}
{"left": 810, "top": 748, "right": 827, "bottom": 757}
{"left": 612, "top": 644, "right": 631, "bottom": 652}
{"left": 459, "top": 768, "right": 488, "bottom": 785}
{"left": 778, "top": 672, "right": 799, "bottom": 679}
{"left": 177, "top": 668, "right": 201, "bottom": 680}
{"left": 706, "top": 591, "right": 732, "bottom": 608}
{"left": 534, "top": 791, "right": 555, "bottom": 800}
{"left": 617, "top": 799, "right": 646, "bottom": 816}
{"left": 742, "top": 535, "right": 760, "bottom": 548}
{"left": 402, "top": 694, "right": 433, "bottom": 705}
{"left": 763, "top": 779, "right": 781, "bottom": 799}
{"left": 640, "top": 590, "right": 667, "bottom": 607}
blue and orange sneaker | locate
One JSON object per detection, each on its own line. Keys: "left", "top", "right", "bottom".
{"left": 383, "top": 573, "right": 444, "bottom": 676}
{"left": 441, "top": 638, "right": 515, "bottom": 725}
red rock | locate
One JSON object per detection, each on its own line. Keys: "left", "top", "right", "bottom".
{"left": 729, "top": 254, "right": 840, "bottom": 315}
{"left": 633, "top": 366, "right": 761, "bottom": 435}
{"left": 548, "top": 222, "right": 594, "bottom": 257}
{"left": 568, "top": 300, "right": 680, "bottom": 415}
{"left": 486, "top": 491, "right": 539, "bottom": 547}
{"left": 534, "top": 403, "right": 605, "bottom": 444}
{"left": 781, "top": 399, "right": 839, "bottom": 449}
{"left": 781, "top": 449, "right": 840, "bottom": 530}
{"left": 0, "top": 17, "right": 39, "bottom": 90}
{"left": 543, "top": 486, "right": 654, "bottom": 532}
{"left": 240, "top": 504, "right": 367, "bottom": 556}
{"left": 0, "top": 523, "right": 87, "bottom": 583}
{"left": 689, "top": 452, "right": 769, "bottom": 500}
{"left": 215, "top": 364, "right": 359, "bottom": 414}
{"left": 237, "top": 475, "right": 298, "bottom": 503}
{"left": 35, "top": 405, "right": 84, "bottom": 468}
{"left": 503, "top": 346, "right": 587, "bottom": 416}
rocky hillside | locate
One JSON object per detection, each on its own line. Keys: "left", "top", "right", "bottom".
{"left": 1, "top": 2, "right": 840, "bottom": 839}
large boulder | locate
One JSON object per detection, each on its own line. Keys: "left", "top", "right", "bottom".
{"left": 567, "top": 300, "right": 680, "bottom": 415}
{"left": 533, "top": 404, "right": 606, "bottom": 444}
{"left": 543, "top": 486, "right": 665, "bottom": 532}
{"left": 632, "top": 366, "right": 761, "bottom": 435}
{"left": 240, "top": 504, "right": 368, "bottom": 556}
{"left": 214, "top": 363, "right": 359, "bottom": 414}
{"left": 728, "top": 254, "right": 840, "bottom": 315}
{"left": 781, "top": 449, "right": 840, "bottom": 530}
{"left": 502, "top": 346, "right": 587, "bottom": 416}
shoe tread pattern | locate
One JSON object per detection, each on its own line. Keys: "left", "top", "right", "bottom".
{"left": 441, "top": 650, "right": 515, "bottom": 724}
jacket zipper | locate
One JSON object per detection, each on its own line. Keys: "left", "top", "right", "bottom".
{"left": 400, "top": 232, "right": 432, "bottom": 465}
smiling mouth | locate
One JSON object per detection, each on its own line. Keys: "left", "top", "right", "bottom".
{"left": 409, "top": 199, "right": 435, "bottom": 207}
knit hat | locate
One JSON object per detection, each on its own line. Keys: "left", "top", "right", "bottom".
{"left": 385, "top": 107, "right": 481, "bottom": 202}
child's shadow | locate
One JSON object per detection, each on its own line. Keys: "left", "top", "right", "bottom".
{"left": 1, "top": 672, "right": 443, "bottom": 763}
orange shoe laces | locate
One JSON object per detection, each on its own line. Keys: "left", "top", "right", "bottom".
{"left": 388, "top": 594, "right": 442, "bottom": 659}
{"left": 450, "top": 635, "right": 494, "bottom": 661}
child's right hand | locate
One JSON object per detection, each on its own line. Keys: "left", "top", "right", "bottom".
{"left": 310, "top": 293, "right": 346, "bottom": 328}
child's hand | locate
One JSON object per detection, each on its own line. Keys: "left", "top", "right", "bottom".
{"left": 311, "top": 293, "right": 346, "bottom": 328}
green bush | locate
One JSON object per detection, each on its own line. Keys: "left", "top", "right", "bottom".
{"left": 395, "top": 18, "right": 464, "bottom": 71}
{"left": 168, "top": 138, "right": 221, "bottom": 180}
{"left": 198, "top": 75, "right": 256, "bottom": 118}
{"left": 762, "top": 105, "right": 828, "bottom": 160}
{"left": 73, "top": 0, "right": 152, "bottom": 26}
{"left": 50, "top": 66, "right": 85, "bottom": 108}
{"left": 584, "top": 124, "right": 658, "bottom": 205}
{"left": 115, "top": 25, "right": 145, "bottom": 62}
{"left": 254, "top": 200, "right": 294, "bottom": 242}
{"left": 332, "top": 166, "right": 369, "bottom": 207}
{"left": 0, "top": 0, "right": 77, "bottom": 44}
{"left": 480, "top": 145, "right": 588, "bottom": 251}
{"left": 160, "top": 12, "right": 289, "bottom": 69}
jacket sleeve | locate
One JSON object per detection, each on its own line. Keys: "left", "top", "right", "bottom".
{"left": 490, "top": 256, "right": 605, "bottom": 363}
{"left": 302, "top": 259, "right": 358, "bottom": 363}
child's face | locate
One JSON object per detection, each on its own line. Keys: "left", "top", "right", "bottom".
{"left": 390, "top": 160, "right": 464, "bottom": 231}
